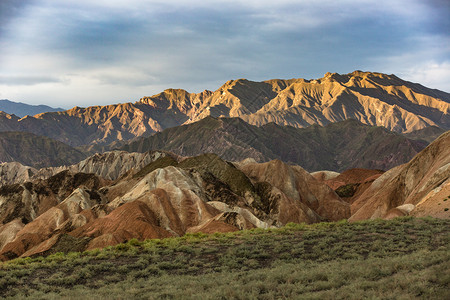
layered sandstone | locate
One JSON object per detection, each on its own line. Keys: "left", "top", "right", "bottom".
{"left": 349, "top": 131, "right": 450, "bottom": 221}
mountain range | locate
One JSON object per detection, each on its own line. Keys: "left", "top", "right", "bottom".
{"left": 0, "top": 118, "right": 427, "bottom": 172}
{"left": 0, "top": 71, "right": 448, "bottom": 147}
{"left": 0, "top": 100, "right": 64, "bottom": 118}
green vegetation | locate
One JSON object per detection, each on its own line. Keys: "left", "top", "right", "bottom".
{"left": 133, "top": 156, "right": 178, "bottom": 178}
{"left": 178, "top": 153, "right": 257, "bottom": 197}
{"left": 335, "top": 183, "right": 360, "bottom": 198}
{"left": 1, "top": 217, "right": 449, "bottom": 299}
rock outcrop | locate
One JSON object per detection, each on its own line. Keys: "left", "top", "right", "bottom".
{"left": 313, "top": 169, "right": 385, "bottom": 204}
{"left": 66, "top": 150, "right": 175, "bottom": 181}
{"left": 0, "top": 187, "right": 106, "bottom": 260}
{"left": 0, "top": 170, "right": 109, "bottom": 227}
{"left": 0, "top": 162, "right": 38, "bottom": 186}
{"left": 0, "top": 154, "right": 349, "bottom": 260}
{"left": 0, "top": 150, "right": 177, "bottom": 187}
{"left": 349, "top": 131, "right": 450, "bottom": 221}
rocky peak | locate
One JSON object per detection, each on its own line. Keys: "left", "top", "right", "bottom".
{"left": 0, "top": 72, "right": 448, "bottom": 148}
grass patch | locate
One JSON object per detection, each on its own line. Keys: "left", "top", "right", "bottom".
{"left": 335, "top": 183, "right": 360, "bottom": 198}
{"left": 0, "top": 217, "right": 449, "bottom": 299}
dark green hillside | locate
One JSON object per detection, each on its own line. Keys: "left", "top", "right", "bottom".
{"left": 404, "top": 126, "right": 447, "bottom": 143}
{"left": 120, "top": 117, "right": 428, "bottom": 172}
{"left": 1, "top": 217, "right": 448, "bottom": 299}
{"left": 0, "top": 131, "right": 87, "bottom": 168}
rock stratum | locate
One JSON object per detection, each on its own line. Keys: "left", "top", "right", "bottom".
{"left": 0, "top": 130, "right": 448, "bottom": 261}
{"left": 0, "top": 71, "right": 448, "bottom": 147}
{"left": 0, "top": 152, "right": 350, "bottom": 260}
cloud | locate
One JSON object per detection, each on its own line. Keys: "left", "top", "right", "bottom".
{"left": 0, "top": 0, "right": 32, "bottom": 30}
{"left": 0, "top": 0, "right": 448, "bottom": 107}
{"left": 0, "top": 75, "right": 66, "bottom": 86}
{"left": 399, "top": 61, "right": 450, "bottom": 92}
{"left": 369, "top": 33, "right": 450, "bottom": 91}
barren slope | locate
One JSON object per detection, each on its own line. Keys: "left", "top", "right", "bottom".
{"left": 0, "top": 71, "right": 448, "bottom": 147}
{"left": 349, "top": 131, "right": 450, "bottom": 221}
{"left": 0, "top": 154, "right": 349, "bottom": 260}
{"left": 120, "top": 117, "right": 427, "bottom": 172}
{"left": 0, "top": 132, "right": 87, "bottom": 168}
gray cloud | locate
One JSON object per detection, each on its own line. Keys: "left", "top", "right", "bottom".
{"left": 0, "top": 0, "right": 449, "bottom": 107}
{"left": 0, "top": 75, "right": 65, "bottom": 86}
{"left": 0, "top": 0, "right": 32, "bottom": 27}
{"left": 423, "top": 0, "right": 450, "bottom": 34}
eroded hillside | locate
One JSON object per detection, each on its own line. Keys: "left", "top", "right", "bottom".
{"left": 0, "top": 71, "right": 448, "bottom": 147}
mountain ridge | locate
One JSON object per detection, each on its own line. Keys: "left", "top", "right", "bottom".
{"left": 0, "top": 131, "right": 87, "bottom": 168}
{"left": 0, "top": 71, "right": 448, "bottom": 147}
{"left": 119, "top": 117, "right": 428, "bottom": 172}
{"left": 0, "top": 99, "right": 64, "bottom": 118}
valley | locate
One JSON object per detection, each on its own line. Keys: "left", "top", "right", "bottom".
{"left": 3, "top": 0, "right": 449, "bottom": 297}
{"left": 0, "top": 71, "right": 448, "bottom": 298}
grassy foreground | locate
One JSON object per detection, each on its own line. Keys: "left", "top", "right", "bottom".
{"left": 1, "top": 217, "right": 449, "bottom": 299}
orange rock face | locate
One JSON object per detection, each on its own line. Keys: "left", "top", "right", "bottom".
{"left": 1, "top": 71, "right": 448, "bottom": 147}
{"left": 237, "top": 159, "right": 350, "bottom": 222}
{"left": 71, "top": 201, "right": 173, "bottom": 250}
{"left": 349, "top": 131, "right": 450, "bottom": 221}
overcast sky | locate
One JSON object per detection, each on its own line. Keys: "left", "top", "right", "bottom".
{"left": 0, "top": 0, "right": 449, "bottom": 108}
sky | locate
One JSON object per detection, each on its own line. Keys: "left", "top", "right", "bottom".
{"left": 0, "top": 0, "right": 449, "bottom": 109}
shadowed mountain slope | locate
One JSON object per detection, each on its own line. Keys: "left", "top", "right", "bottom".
{"left": 0, "top": 132, "right": 87, "bottom": 168}
{"left": 119, "top": 117, "right": 427, "bottom": 172}
{"left": 0, "top": 71, "right": 448, "bottom": 147}
{"left": 0, "top": 100, "right": 64, "bottom": 118}
{"left": 404, "top": 126, "right": 447, "bottom": 143}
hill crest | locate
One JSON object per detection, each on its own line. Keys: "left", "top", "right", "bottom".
{"left": 0, "top": 71, "right": 448, "bottom": 147}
